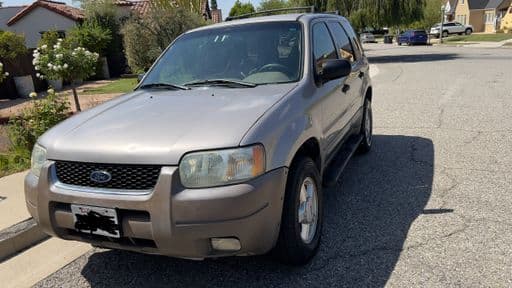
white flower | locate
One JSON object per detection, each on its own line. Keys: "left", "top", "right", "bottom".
{"left": 53, "top": 45, "right": 58, "bottom": 49}
{"left": 63, "top": 63, "right": 68, "bottom": 69}
{"left": 29, "top": 92, "right": 37, "bottom": 98}
{"left": 57, "top": 38, "right": 63, "bottom": 42}
{"left": 47, "top": 88, "right": 55, "bottom": 94}
{"left": 35, "top": 66, "right": 40, "bottom": 70}
{"left": 56, "top": 54, "right": 63, "bottom": 59}
{"left": 72, "top": 52, "right": 76, "bottom": 56}
{"left": 4, "top": 72, "right": 9, "bottom": 77}
{"left": 47, "top": 63, "right": 52, "bottom": 68}
{"left": 36, "top": 73, "right": 41, "bottom": 78}
{"left": 0, "top": 62, "right": 3, "bottom": 68}
{"left": 41, "top": 45, "right": 47, "bottom": 50}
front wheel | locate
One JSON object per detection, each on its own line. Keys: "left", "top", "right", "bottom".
{"left": 358, "top": 98, "right": 373, "bottom": 153}
{"left": 465, "top": 28, "right": 472, "bottom": 35}
{"left": 274, "top": 157, "right": 323, "bottom": 265}
{"left": 442, "top": 31, "right": 449, "bottom": 38}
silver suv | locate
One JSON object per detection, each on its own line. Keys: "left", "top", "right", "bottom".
{"left": 25, "top": 12, "right": 373, "bottom": 265}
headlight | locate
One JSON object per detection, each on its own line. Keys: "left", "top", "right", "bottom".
{"left": 31, "top": 144, "right": 47, "bottom": 177}
{"left": 179, "top": 145, "right": 265, "bottom": 188}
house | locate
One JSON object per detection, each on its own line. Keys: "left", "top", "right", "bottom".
{"left": 454, "top": 0, "right": 489, "bottom": 32}
{"left": 500, "top": 1, "right": 512, "bottom": 31}
{"left": 445, "top": 0, "right": 458, "bottom": 22}
{"left": 484, "top": 0, "right": 512, "bottom": 32}
{"left": 5, "top": 0, "right": 84, "bottom": 48}
{"left": 114, "top": 0, "right": 222, "bottom": 23}
{"left": 0, "top": 6, "right": 26, "bottom": 31}
{"left": 454, "top": 0, "right": 512, "bottom": 32}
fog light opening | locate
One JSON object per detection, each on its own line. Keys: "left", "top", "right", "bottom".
{"left": 211, "top": 237, "right": 241, "bottom": 252}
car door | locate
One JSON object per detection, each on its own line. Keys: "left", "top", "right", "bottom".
{"left": 311, "top": 21, "right": 350, "bottom": 159}
{"left": 444, "top": 23, "right": 455, "bottom": 33}
{"left": 454, "top": 22, "right": 464, "bottom": 33}
{"left": 338, "top": 21, "right": 367, "bottom": 132}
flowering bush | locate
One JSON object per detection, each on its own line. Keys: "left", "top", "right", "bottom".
{"left": 0, "top": 61, "right": 9, "bottom": 83}
{"left": 1, "top": 88, "right": 69, "bottom": 176}
{"left": 8, "top": 88, "right": 70, "bottom": 152}
{"left": 33, "top": 39, "right": 99, "bottom": 82}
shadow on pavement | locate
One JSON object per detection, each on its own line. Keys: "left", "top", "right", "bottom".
{"left": 367, "top": 53, "right": 459, "bottom": 63}
{"left": 80, "top": 135, "right": 434, "bottom": 288}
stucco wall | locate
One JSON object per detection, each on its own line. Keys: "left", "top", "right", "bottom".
{"left": 8, "top": 7, "right": 78, "bottom": 48}
{"left": 0, "top": 7, "right": 25, "bottom": 31}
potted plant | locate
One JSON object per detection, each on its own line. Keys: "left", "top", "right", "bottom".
{"left": 0, "top": 31, "right": 31, "bottom": 97}
{"left": 33, "top": 39, "right": 99, "bottom": 111}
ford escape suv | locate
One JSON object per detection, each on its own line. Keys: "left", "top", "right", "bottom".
{"left": 25, "top": 12, "right": 373, "bottom": 265}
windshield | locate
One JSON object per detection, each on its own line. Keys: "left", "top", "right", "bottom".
{"left": 141, "top": 22, "right": 303, "bottom": 87}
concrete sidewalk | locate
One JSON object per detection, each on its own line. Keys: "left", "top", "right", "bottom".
{"left": 0, "top": 171, "right": 30, "bottom": 231}
{"left": 0, "top": 171, "right": 48, "bottom": 260}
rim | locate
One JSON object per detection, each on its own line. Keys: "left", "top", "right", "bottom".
{"left": 297, "top": 176, "right": 318, "bottom": 244}
{"left": 364, "top": 101, "right": 372, "bottom": 145}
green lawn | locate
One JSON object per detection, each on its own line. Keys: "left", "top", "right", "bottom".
{"left": 83, "top": 78, "right": 138, "bottom": 94}
{"left": 445, "top": 33, "right": 512, "bottom": 42}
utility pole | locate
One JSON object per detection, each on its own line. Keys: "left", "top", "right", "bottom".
{"left": 440, "top": 5, "right": 445, "bottom": 44}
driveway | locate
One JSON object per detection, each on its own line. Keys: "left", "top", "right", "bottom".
{"left": 35, "top": 44, "right": 512, "bottom": 287}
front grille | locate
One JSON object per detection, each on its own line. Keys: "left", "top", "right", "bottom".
{"left": 55, "top": 161, "right": 161, "bottom": 190}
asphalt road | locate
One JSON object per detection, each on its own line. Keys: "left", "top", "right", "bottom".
{"left": 35, "top": 44, "right": 512, "bottom": 287}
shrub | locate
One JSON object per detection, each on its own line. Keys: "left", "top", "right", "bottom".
{"left": 38, "top": 31, "right": 61, "bottom": 50}
{"left": 1, "top": 89, "right": 69, "bottom": 176}
{"left": 66, "top": 20, "right": 112, "bottom": 55}
{"left": 121, "top": 6, "right": 205, "bottom": 73}
{"left": 0, "top": 31, "right": 26, "bottom": 60}
{"left": 33, "top": 40, "right": 99, "bottom": 111}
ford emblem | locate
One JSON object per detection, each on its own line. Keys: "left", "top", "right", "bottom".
{"left": 90, "top": 170, "right": 112, "bottom": 183}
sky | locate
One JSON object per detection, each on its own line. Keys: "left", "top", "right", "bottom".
{"left": 3, "top": 0, "right": 263, "bottom": 18}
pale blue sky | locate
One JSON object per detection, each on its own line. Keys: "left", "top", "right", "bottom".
{"left": 3, "top": 0, "right": 263, "bottom": 18}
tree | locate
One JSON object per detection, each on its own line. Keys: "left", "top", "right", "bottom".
{"left": 121, "top": 6, "right": 205, "bottom": 73}
{"left": 66, "top": 20, "right": 112, "bottom": 55}
{"left": 211, "top": 0, "right": 218, "bottom": 10}
{"left": 33, "top": 40, "right": 99, "bottom": 111}
{"left": 421, "top": 0, "right": 443, "bottom": 29}
{"left": 229, "top": 0, "right": 255, "bottom": 17}
{"left": 258, "top": 0, "right": 290, "bottom": 11}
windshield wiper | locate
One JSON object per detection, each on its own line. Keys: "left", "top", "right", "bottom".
{"left": 183, "top": 79, "right": 257, "bottom": 88}
{"left": 139, "top": 82, "right": 190, "bottom": 90}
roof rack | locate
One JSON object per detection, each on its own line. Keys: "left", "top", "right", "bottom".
{"left": 225, "top": 6, "right": 315, "bottom": 21}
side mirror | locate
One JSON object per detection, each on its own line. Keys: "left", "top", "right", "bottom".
{"left": 137, "top": 73, "right": 145, "bottom": 83}
{"left": 320, "top": 59, "right": 351, "bottom": 82}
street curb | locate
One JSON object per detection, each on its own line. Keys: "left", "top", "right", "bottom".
{"left": 0, "top": 218, "right": 49, "bottom": 262}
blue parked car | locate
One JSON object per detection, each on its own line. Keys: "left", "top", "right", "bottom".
{"left": 397, "top": 30, "right": 428, "bottom": 46}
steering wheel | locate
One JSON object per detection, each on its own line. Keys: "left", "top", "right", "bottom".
{"left": 257, "top": 63, "right": 290, "bottom": 74}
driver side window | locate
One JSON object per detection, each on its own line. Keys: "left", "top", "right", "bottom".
{"left": 313, "top": 23, "right": 337, "bottom": 75}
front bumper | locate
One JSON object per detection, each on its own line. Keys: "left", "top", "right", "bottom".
{"left": 25, "top": 162, "right": 288, "bottom": 259}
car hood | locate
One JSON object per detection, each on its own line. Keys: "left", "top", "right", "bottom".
{"left": 40, "top": 84, "right": 296, "bottom": 165}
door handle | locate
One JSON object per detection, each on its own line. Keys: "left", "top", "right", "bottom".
{"left": 342, "top": 84, "right": 350, "bottom": 93}
{"left": 358, "top": 71, "right": 365, "bottom": 78}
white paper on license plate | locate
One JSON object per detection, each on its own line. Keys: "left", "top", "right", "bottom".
{"left": 71, "top": 204, "right": 120, "bottom": 238}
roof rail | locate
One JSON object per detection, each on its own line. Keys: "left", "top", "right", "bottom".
{"left": 225, "top": 6, "right": 315, "bottom": 21}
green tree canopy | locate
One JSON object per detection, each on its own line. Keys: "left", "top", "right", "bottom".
{"left": 257, "top": 0, "right": 290, "bottom": 11}
{"left": 229, "top": 0, "right": 256, "bottom": 17}
{"left": 211, "top": 0, "right": 218, "bottom": 10}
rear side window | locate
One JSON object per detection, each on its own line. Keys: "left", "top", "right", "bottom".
{"left": 340, "top": 21, "right": 363, "bottom": 61}
{"left": 312, "top": 23, "right": 337, "bottom": 74}
{"left": 327, "top": 22, "right": 355, "bottom": 63}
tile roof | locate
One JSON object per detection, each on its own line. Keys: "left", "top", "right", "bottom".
{"left": 7, "top": 0, "right": 84, "bottom": 26}
{"left": 115, "top": 0, "right": 150, "bottom": 15}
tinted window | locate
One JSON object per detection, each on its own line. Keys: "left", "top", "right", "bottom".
{"left": 327, "top": 22, "right": 355, "bottom": 63}
{"left": 414, "top": 30, "right": 427, "bottom": 35}
{"left": 340, "top": 22, "right": 363, "bottom": 61}
{"left": 312, "top": 23, "right": 337, "bottom": 74}
{"left": 445, "top": 23, "right": 455, "bottom": 27}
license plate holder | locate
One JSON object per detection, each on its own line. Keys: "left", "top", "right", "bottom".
{"left": 71, "top": 204, "right": 120, "bottom": 238}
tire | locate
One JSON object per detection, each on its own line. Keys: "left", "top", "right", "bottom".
{"left": 465, "top": 28, "right": 472, "bottom": 35}
{"left": 274, "top": 156, "right": 323, "bottom": 265}
{"left": 442, "top": 31, "right": 449, "bottom": 38}
{"left": 358, "top": 98, "right": 372, "bottom": 153}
